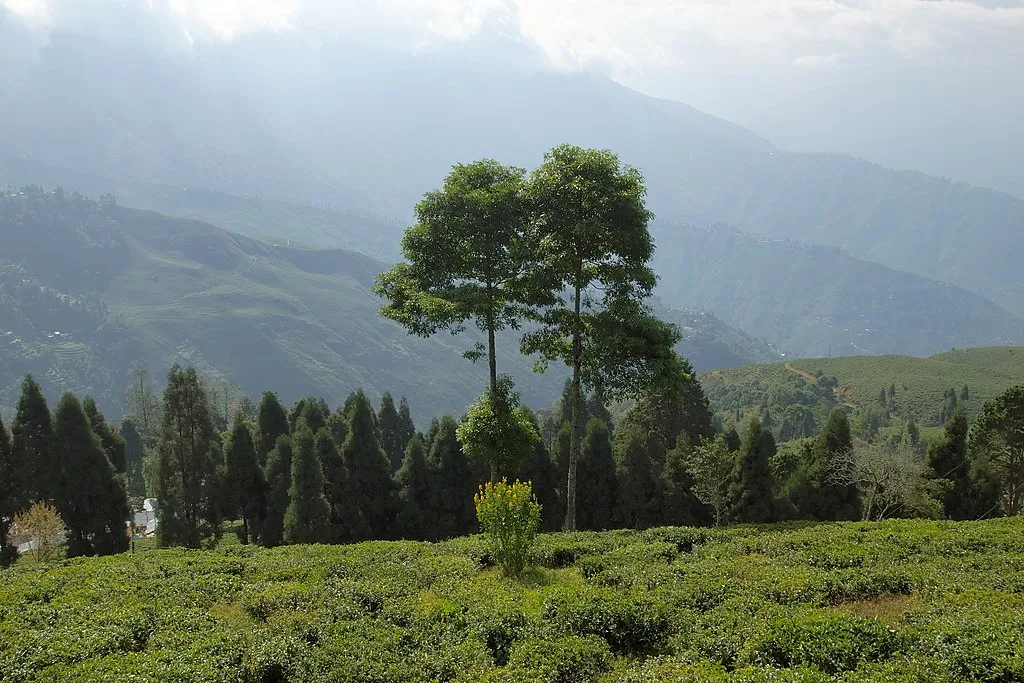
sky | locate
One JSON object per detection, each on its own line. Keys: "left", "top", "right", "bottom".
{"left": 3, "top": 0, "right": 1023, "bottom": 193}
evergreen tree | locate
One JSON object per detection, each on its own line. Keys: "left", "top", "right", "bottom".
{"left": 517, "top": 410, "right": 560, "bottom": 532}
{"left": 317, "top": 427, "right": 364, "bottom": 542}
{"left": 11, "top": 375, "right": 53, "bottom": 502}
{"left": 292, "top": 397, "right": 329, "bottom": 434}
{"left": 612, "top": 416, "right": 662, "bottom": 529}
{"left": 928, "top": 406, "right": 971, "bottom": 519}
{"left": 577, "top": 418, "right": 616, "bottom": 530}
{"left": 785, "top": 409, "right": 860, "bottom": 521}
{"left": 328, "top": 410, "right": 349, "bottom": 447}
{"left": 728, "top": 418, "right": 776, "bottom": 524}
{"left": 378, "top": 392, "right": 406, "bottom": 472}
{"left": 341, "top": 390, "right": 398, "bottom": 540}
{"left": 889, "top": 383, "right": 897, "bottom": 400}
{"left": 82, "top": 397, "right": 126, "bottom": 473}
{"left": 968, "top": 385, "right": 1024, "bottom": 516}
{"left": 156, "top": 365, "right": 221, "bottom": 548}
{"left": 394, "top": 435, "right": 431, "bottom": 539}
{"left": 124, "top": 367, "right": 161, "bottom": 444}
{"left": 397, "top": 397, "right": 417, "bottom": 449}
{"left": 961, "top": 385, "right": 971, "bottom": 402}
{"left": 0, "top": 414, "right": 17, "bottom": 566}
{"left": 283, "top": 428, "right": 331, "bottom": 544}
{"left": 261, "top": 436, "right": 292, "bottom": 547}
{"left": 52, "top": 393, "right": 130, "bottom": 557}
{"left": 428, "top": 415, "right": 476, "bottom": 539}
{"left": 222, "top": 415, "right": 266, "bottom": 544}
{"left": 661, "top": 435, "right": 710, "bottom": 526}
{"left": 257, "top": 392, "right": 290, "bottom": 467}
{"left": 120, "top": 418, "right": 146, "bottom": 498}
{"left": 879, "top": 388, "right": 887, "bottom": 406}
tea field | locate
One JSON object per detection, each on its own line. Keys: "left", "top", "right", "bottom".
{"left": 3, "top": 518, "right": 1024, "bottom": 682}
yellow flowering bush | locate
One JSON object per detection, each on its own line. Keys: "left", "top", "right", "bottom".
{"left": 474, "top": 479, "right": 541, "bottom": 577}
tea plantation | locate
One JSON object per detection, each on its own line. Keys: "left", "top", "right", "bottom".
{"left": 3, "top": 518, "right": 1024, "bottom": 682}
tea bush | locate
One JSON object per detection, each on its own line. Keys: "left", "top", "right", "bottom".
{"left": 3, "top": 518, "right": 1024, "bottom": 681}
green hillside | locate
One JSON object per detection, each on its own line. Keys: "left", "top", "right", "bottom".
{"left": 702, "top": 346, "right": 1024, "bottom": 428}
{"left": 654, "top": 224, "right": 1024, "bottom": 358}
{"left": 4, "top": 518, "right": 1024, "bottom": 681}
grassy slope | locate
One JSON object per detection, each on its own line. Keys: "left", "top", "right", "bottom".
{"left": 3, "top": 519, "right": 1024, "bottom": 681}
{"left": 702, "top": 346, "right": 1024, "bottom": 426}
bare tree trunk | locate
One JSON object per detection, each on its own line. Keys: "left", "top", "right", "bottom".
{"left": 564, "top": 283, "right": 582, "bottom": 532}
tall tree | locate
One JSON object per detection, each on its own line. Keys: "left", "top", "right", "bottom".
{"left": 10, "top": 375, "right": 53, "bottom": 502}
{"left": 968, "top": 385, "right": 1024, "bottom": 516}
{"left": 522, "top": 145, "right": 679, "bottom": 530}
{"left": 611, "top": 416, "right": 662, "bottom": 530}
{"left": 316, "top": 427, "right": 364, "bottom": 542}
{"left": 124, "top": 367, "right": 160, "bottom": 444}
{"left": 52, "top": 393, "right": 130, "bottom": 557}
{"left": 82, "top": 397, "right": 126, "bottom": 473}
{"left": 156, "top": 365, "right": 221, "bottom": 548}
{"left": 428, "top": 415, "right": 476, "bottom": 539}
{"left": 728, "top": 418, "right": 776, "bottom": 524}
{"left": 341, "top": 390, "right": 397, "bottom": 540}
{"left": 397, "top": 397, "right": 417, "bottom": 449}
{"left": 0, "top": 414, "right": 17, "bottom": 565}
{"left": 517, "top": 409, "right": 560, "bottom": 532}
{"left": 261, "top": 435, "right": 292, "bottom": 548}
{"left": 376, "top": 160, "right": 540, "bottom": 479}
{"left": 577, "top": 418, "right": 616, "bottom": 530}
{"left": 222, "top": 415, "right": 266, "bottom": 544}
{"left": 684, "top": 436, "right": 735, "bottom": 527}
{"left": 257, "top": 392, "right": 290, "bottom": 467}
{"left": 283, "top": 428, "right": 331, "bottom": 544}
{"left": 394, "top": 435, "right": 431, "bottom": 540}
{"left": 378, "top": 392, "right": 406, "bottom": 472}
{"left": 120, "top": 418, "right": 146, "bottom": 498}
{"left": 928, "top": 406, "right": 971, "bottom": 519}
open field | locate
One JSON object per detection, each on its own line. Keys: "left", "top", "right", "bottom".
{"left": 3, "top": 518, "right": 1024, "bottom": 681}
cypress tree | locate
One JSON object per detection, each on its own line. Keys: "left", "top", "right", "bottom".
{"left": 577, "top": 418, "right": 616, "bottom": 530}
{"left": 317, "top": 427, "right": 365, "bottom": 542}
{"left": 261, "top": 435, "right": 292, "bottom": 547}
{"left": 611, "top": 416, "right": 661, "bottom": 529}
{"left": 156, "top": 365, "right": 221, "bottom": 548}
{"left": 397, "top": 397, "right": 417, "bottom": 451}
{"left": 961, "top": 385, "right": 970, "bottom": 402}
{"left": 0, "top": 414, "right": 17, "bottom": 566}
{"left": 661, "top": 437, "right": 709, "bottom": 527}
{"left": 83, "top": 397, "right": 127, "bottom": 473}
{"left": 394, "top": 435, "right": 431, "bottom": 539}
{"left": 728, "top": 418, "right": 776, "bottom": 524}
{"left": 52, "top": 393, "right": 130, "bottom": 557}
{"left": 11, "top": 375, "right": 53, "bottom": 502}
{"left": 257, "top": 392, "right": 290, "bottom": 468}
{"left": 928, "top": 406, "right": 971, "bottom": 519}
{"left": 787, "top": 409, "right": 860, "bottom": 521}
{"left": 427, "top": 415, "right": 475, "bottom": 539}
{"left": 517, "top": 410, "right": 560, "bottom": 532}
{"left": 378, "top": 392, "right": 406, "bottom": 472}
{"left": 341, "top": 390, "right": 398, "bottom": 540}
{"left": 120, "top": 419, "right": 146, "bottom": 498}
{"left": 283, "top": 428, "right": 331, "bottom": 544}
{"left": 223, "top": 415, "right": 266, "bottom": 544}
{"left": 296, "top": 398, "right": 329, "bottom": 434}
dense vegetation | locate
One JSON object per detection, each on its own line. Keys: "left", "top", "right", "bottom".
{"left": 4, "top": 518, "right": 1024, "bottom": 681}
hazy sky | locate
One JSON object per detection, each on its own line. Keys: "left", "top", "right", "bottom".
{"left": 4, "top": 0, "right": 1023, "bottom": 194}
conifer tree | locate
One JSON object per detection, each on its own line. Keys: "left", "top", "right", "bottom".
{"left": 261, "top": 435, "right": 292, "bottom": 547}
{"left": 0, "top": 414, "right": 17, "bottom": 565}
{"left": 397, "top": 397, "right": 417, "bottom": 450}
{"left": 156, "top": 365, "right": 221, "bottom": 548}
{"left": 968, "top": 385, "right": 1024, "bottom": 516}
{"left": 611, "top": 415, "right": 661, "bottom": 529}
{"left": 428, "top": 415, "right": 476, "bottom": 539}
{"left": 928, "top": 406, "right": 971, "bottom": 519}
{"left": 83, "top": 397, "right": 126, "bottom": 472}
{"left": 728, "top": 418, "right": 776, "bottom": 524}
{"left": 283, "top": 428, "right": 331, "bottom": 544}
{"left": 661, "top": 436, "right": 709, "bottom": 526}
{"left": 257, "top": 392, "right": 290, "bottom": 467}
{"left": 517, "top": 410, "right": 560, "bottom": 532}
{"left": 120, "top": 419, "right": 146, "bottom": 498}
{"left": 378, "top": 392, "right": 406, "bottom": 472}
{"left": 577, "top": 418, "right": 616, "bottom": 530}
{"left": 223, "top": 415, "right": 266, "bottom": 544}
{"left": 341, "top": 390, "right": 398, "bottom": 540}
{"left": 11, "top": 375, "right": 53, "bottom": 502}
{"left": 961, "top": 385, "right": 971, "bottom": 402}
{"left": 317, "top": 427, "right": 364, "bottom": 542}
{"left": 52, "top": 393, "right": 130, "bottom": 557}
{"left": 394, "top": 435, "right": 431, "bottom": 539}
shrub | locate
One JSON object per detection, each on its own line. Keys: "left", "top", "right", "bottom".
{"left": 498, "top": 635, "right": 610, "bottom": 682}
{"left": 9, "top": 503, "right": 66, "bottom": 563}
{"left": 474, "top": 480, "right": 541, "bottom": 577}
{"left": 543, "top": 586, "right": 669, "bottom": 655}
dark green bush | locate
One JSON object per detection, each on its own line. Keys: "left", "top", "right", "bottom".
{"left": 542, "top": 586, "right": 669, "bottom": 655}
{"left": 497, "top": 635, "right": 610, "bottom": 682}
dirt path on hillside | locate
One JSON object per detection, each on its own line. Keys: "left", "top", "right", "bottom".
{"left": 784, "top": 362, "right": 818, "bottom": 383}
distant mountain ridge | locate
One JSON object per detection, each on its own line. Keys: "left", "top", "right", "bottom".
{"left": 0, "top": 27, "right": 1022, "bottom": 319}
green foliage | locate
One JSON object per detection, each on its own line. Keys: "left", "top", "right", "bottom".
{"left": 119, "top": 418, "right": 145, "bottom": 497}
{"left": 10, "top": 374, "right": 52, "bottom": 503}
{"left": 457, "top": 377, "right": 541, "bottom": 479}
{"left": 82, "top": 397, "right": 126, "bottom": 473}
{"left": 0, "top": 412, "right": 17, "bottom": 565}
{"left": 729, "top": 418, "right": 777, "bottom": 524}
{"left": 261, "top": 435, "right": 292, "bottom": 548}
{"left": 394, "top": 435, "right": 431, "bottom": 539}
{"left": 927, "top": 407, "right": 971, "bottom": 519}
{"left": 256, "top": 391, "right": 290, "bottom": 467}
{"left": 341, "top": 390, "right": 398, "bottom": 540}
{"left": 52, "top": 393, "right": 130, "bottom": 557}
{"left": 155, "top": 365, "right": 221, "bottom": 548}
{"left": 968, "top": 384, "right": 1024, "bottom": 516}
{"left": 377, "top": 392, "right": 406, "bottom": 472}
{"left": 282, "top": 428, "right": 331, "bottom": 544}
{"left": 428, "top": 415, "right": 479, "bottom": 540}
{"left": 474, "top": 479, "right": 542, "bottom": 577}
{"left": 685, "top": 436, "right": 736, "bottom": 526}
{"left": 577, "top": 418, "right": 616, "bottom": 531}
{"left": 222, "top": 414, "right": 266, "bottom": 544}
